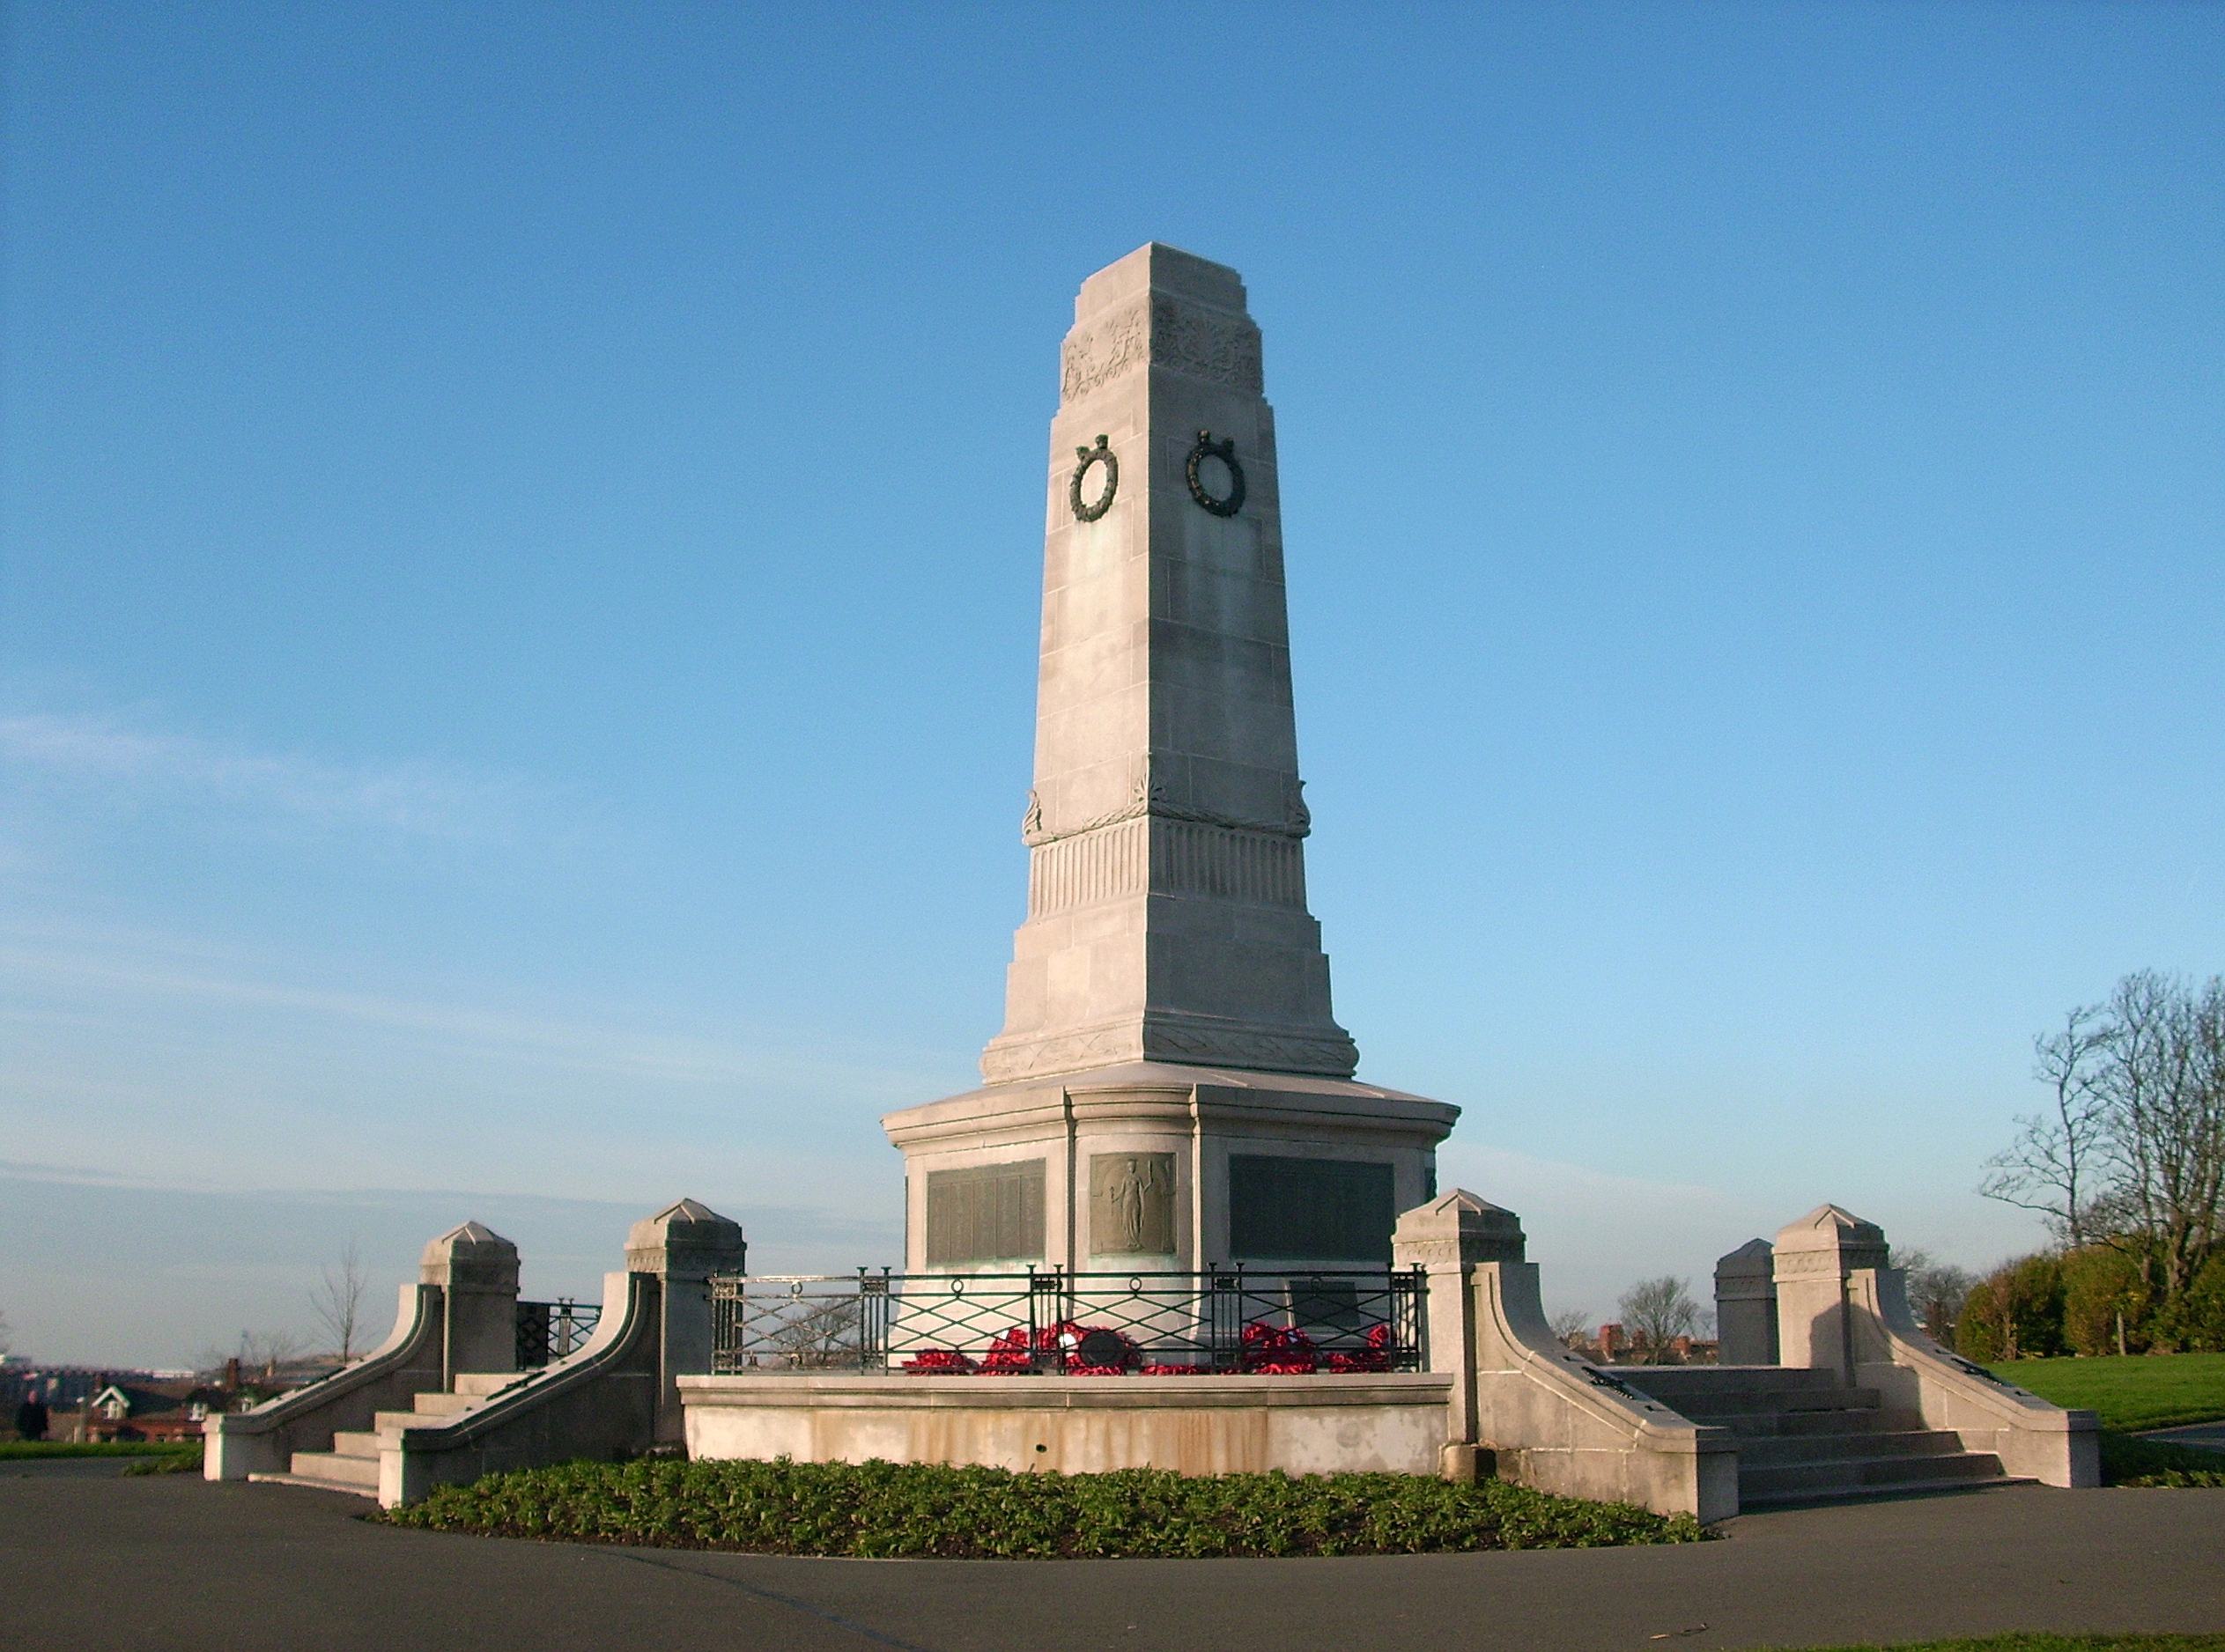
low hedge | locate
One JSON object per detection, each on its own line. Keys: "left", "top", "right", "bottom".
{"left": 122, "top": 1447, "right": 204, "bottom": 1476}
{"left": 377, "top": 1457, "right": 1709, "bottom": 1558}
{"left": 0, "top": 1441, "right": 200, "bottom": 1460}
{"left": 1772, "top": 1638, "right": 2225, "bottom": 1651}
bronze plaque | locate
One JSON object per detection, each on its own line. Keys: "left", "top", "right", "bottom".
{"left": 926, "top": 1160, "right": 1046, "bottom": 1265}
{"left": 1227, "top": 1155, "right": 1394, "bottom": 1262}
{"left": 1089, "top": 1152, "right": 1176, "bottom": 1256}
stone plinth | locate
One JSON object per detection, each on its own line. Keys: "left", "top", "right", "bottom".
{"left": 681, "top": 1372, "right": 1452, "bottom": 1479}
{"left": 885, "top": 1060, "right": 1453, "bottom": 1274}
{"left": 1714, "top": 1237, "right": 1778, "bottom": 1366}
{"left": 420, "top": 1221, "right": 519, "bottom": 1389}
{"left": 627, "top": 1198, "right": 748, "bottom": 1442}
{"left": 1772, "top": 1205, "right": 1885, "bottom": 1382}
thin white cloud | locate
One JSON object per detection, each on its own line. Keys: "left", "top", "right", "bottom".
{"left": 0, "top": 928, "right": 947, "bottom": 1102}
{"left": 0, "top": 709, "right": 537, "bottom": 843}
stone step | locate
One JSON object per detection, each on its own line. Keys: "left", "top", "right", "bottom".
{"left": 1739, "top": 1449, "right": 2006, "bottom": 1502}
{"left": 454, "top": 1372, "right": 529, "bottom": 1398}
{"left": 1707, "top": 1406, "right": 1929, "bottom": 1439}
{"left": 1662, "top": 1386, "right": 1881, "bottom": 1419}
{"left": 1729, "top": 1407, "right": 1927, "bottom": 1439}
{"left": 285, "top": 1449, "right": 381, "bottom": 1493}
{"left": 1738, "top": 1472, "right": 2013, "bottom": 1510}
{"left": 372, "top": 1401, "right": 478, "bottom": 1433}
{"left": 1736, "top": 1429, "right": 1968, "bottom": 1468}
{"left": 329, "top": 1431, "right": 381, "bottom": 1460}
{"left": 410, "top": 1390, "right": 477, "bottom": 1417}
{"left": 1615, "top": 1366, "right": 1846, "bottom": 1398}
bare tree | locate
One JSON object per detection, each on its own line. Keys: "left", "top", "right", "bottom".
{"left": 2090, "top": 972, "right": 2225, "bottom": 1303}
{"left": 1546, "top": 1306, "right": 1593, "bottom": 1346}
{"left": 1984, "top": 973, "right": 2225, "bottom": 1321}
{"left": 1892, "top": 1246, "right": 1977, "bottom": 1345}
{"left": 765, "top": 1295, "right": 866, "bottom": 1369}
{"left": 1981, "top": 1005, "right": 2110, "bottom": 1244}
{"left": 238, "top": 1328, "right": 308, "bottom": 1379}
{"left": 1616, "top": 1277, "right": 1701, "bottom": 1363}
{"left": 311, "top": 1239, "right": 370, "bottom": 1363}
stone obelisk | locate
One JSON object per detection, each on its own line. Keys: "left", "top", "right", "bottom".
{"left": 884, "top": 244, "right": 1456, "bottom": 1276}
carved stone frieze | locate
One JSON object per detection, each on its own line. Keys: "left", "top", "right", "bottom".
{"left": 1023, "top": 760, "right": 1310, "bottom": 848}
{"left": 1060, "top": 294, "right": 1265, "bottom": 404}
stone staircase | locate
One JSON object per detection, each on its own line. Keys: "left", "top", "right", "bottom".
{"left": 1620, "top": 1366, "right": 2008, "bottom": 1508}
{"left": 278, "top": 1373, "right": 524, "bottom": 1497}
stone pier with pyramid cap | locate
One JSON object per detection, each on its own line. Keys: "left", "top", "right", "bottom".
{"left": 883, "top": 244, "right": 1458, "bottom": 1275}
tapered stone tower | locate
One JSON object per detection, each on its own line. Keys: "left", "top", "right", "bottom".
{"left": 884, "top": 245, "right": 1456, "bottom": 1275}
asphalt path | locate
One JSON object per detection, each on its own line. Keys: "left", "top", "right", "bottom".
{"left": 2143, "top": 1420, "right": 2225, "bottom": 1452}
{"left": 4, "top": 1461, "right": 2222, "bottom": 1652}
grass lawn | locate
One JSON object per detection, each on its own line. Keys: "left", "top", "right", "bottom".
{"left": 379, "top": 1458, "right": 1709, "bottom": 1558}
{"left": 1985, "top": 1353, "right": 2225, "bottom": 1432}
{"left": 0, "top": 1441, "right": 201, "bottom": 1460}
{"left": 1765, "top": 1639, "right": 2225, "bottom": 1651}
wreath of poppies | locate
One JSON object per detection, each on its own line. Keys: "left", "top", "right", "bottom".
{"left": 899, "top": 1318, "right": 1393, "bottom": 1376}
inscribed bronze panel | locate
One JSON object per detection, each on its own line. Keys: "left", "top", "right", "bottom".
{"left": 926, "top": 1160, "right": 1046, "bottom": 1266}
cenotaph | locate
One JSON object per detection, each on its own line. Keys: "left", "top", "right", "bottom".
{"left": 883, "top": 244, "right": 1458, "bottom": 1273}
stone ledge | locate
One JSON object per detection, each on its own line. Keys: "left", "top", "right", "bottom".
{"left": 679, "top": 1373, "right": 1452, "bottom": 1412}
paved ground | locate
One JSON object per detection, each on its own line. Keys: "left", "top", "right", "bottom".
{"left": 4, "top": 1461, "right": 2222, "bottom": 1652}
{"left": 2143, "top": 1420, "right": 2225, "bottom": 1452}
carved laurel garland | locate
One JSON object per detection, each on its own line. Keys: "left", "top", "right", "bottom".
{"left": 1068, "top": 435, "right": 1118, "bottom": 521}
{"left": 1186, "top": 430, "right": 1246, "bottom": 517}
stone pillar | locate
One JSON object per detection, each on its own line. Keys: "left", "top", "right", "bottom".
{"left": 980, "top": 241, "right": 1357, "bottom": 1085}
{"left": 879, "top": 246, "right": 1458, "bottom": 1279}
{"left": 1391, "top": 1189, "right": 1526, "bottom": 1482}
{"left": 626, "top": 1198, "right": 747, "bottom": 1444}
{"left": 421, "top": 1221, "right": 520, "bottom": 1389}
{"left": 1714, "top": 1238, "right": 1778, "bottom": 1366}
{"left": 1772, "top": 1205, "right": 1888, "bottom": 1383}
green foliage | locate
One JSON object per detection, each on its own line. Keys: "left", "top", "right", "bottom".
{"left": 2096, "top": 1429, "right": 2225, "bottom": 1488}
{"left": 1965, "top": 1249, "right": 2225, "bottom": 1362}
{"left": 2061, "top": 1247, "right": 2157, "bottom": 1356}
{"left": 2154, "top": 1253, "right": 2225, "bottom": 1353}
{"left": 378, "top": 1457, "right": 1709, "bottom": 1558}
{"left": 1956, "top": 1254, "right": 2068, "bottom": 1361}
{"left": 121, "top": 1447, "right": 204, "bottom": 1476}
{"left": 1982, "top": 1352, "right": 2225, "bottom": 1432}
{"left": 0, "top": 1441, "right": 201, "bottom": 1460}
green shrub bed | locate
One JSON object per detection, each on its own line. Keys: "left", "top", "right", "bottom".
{"left": 1771, "top": 1638, "right": 2225, "bottom": 1651}
{"left": 377, "top": 1457, "right": 1709, "bottom": 1558}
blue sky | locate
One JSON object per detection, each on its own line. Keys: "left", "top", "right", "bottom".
{"left": 4, "top": 4, "right": 2219, "bottom": 1366}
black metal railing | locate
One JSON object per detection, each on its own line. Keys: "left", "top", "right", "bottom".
{"left": 515, "top": 1297, "right": 601, "bottom": 1369}
{"left": 708, "top": 1267, "right": 1424, "bottom": 1376}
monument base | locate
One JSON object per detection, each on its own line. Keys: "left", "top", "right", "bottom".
{"left": 881, "top": 1061, "right": 1457, "bottom": 1274}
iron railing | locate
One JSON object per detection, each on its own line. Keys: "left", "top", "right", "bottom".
{"left": 708, "top": 1267, "right": 1424, "bottom": 1376}
{"left": 515, "top": 1298, "right": 601, "bottom": 1369}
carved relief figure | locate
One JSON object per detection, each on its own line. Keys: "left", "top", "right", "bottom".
{"left": 1090, "top": 1152, "right": 1175, "bottom": 1255}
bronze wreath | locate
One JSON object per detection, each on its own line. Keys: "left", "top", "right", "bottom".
{"left": 1186, "top": 429, "right": 1245, "bottom": 517}
{"left": 1069, "top": 434, "right": 1118, "bottom": 521}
